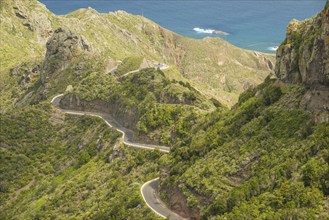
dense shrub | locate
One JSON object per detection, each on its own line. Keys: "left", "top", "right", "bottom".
{"left": 162, "top": 80, "right": 329, "bottom": 220}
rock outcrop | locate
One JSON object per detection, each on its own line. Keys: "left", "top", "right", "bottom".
{"left": 11, "top": 0, "right": 54, "bottom": 45}
{"left": 275, "top": 1, "right": 329, "bottom": 122}
{"left": 41, "top": 27, "right": 93, "bottom": 83}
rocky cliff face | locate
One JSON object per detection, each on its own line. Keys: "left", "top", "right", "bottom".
{"left": 0, "top": 0, "right": 56, "bottom": 72}
{"left": 42, "top": 27, "right": 93, "bottom": 81}
{"left": 12, "top": 0, "right": 53, "bottom": 45}
{"left": 275, "top": 1, "right": 329, "bottom": 122}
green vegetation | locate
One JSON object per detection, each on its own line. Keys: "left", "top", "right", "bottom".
{"left": 116, "top": 56, "right": 143, "bottom": 75}
{"left": 0, "top": 103, "right": 163, "bottom": 219}
{"left": 160, "top": 79, "right": 329, "bottom": 219}
{"left": 0, "top": 0, "right": 59, "bottom": 112}
{"left": 286, "top": 17, "right": 322, "bottom": 58}
{"left": 44, "top": 54, "right": 108, "bottom": 99}
{"left": 0, "top": 61, "right": 41, "bottom": 113}
{"left": 2, "top": 77, "right": 327, "bottom": 219}
{"left": 1, "top": 0, "right": 327, "bottom": 219}
{"left": 0, "top": 0, "right": 274, "bottom": 111}
{"left": 72, "top": 68, "right": 215, "bottom": 145}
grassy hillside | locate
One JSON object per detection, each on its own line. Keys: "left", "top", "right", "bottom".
{"left": 0, "top": 0, "right": 54, "bottom": 112}
{"left": 61, "top": 8, "right": 274, "bottom": 107}
{"left": 116, "top": 56, "right": 144, "bottom": 76}
{"left": 0, "top": 0, "right": 55, "bottom": 72}
{"left": 0, "top": 0, "right": 274, "bottom": 113}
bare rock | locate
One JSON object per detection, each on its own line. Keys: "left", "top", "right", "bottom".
{"left": 275, "top": 2, "right": 329, "bottom": 121}
{"left": 65, "top": 85, "right": 74, "bottom": 93}
{"left": 12, "top": 2, "right": 53, "bottom": 44}
{"left": 276, "top": 2, "right": 329, "bottom": 86}
{"left": 41, "top": 27, "right": 93, "bottom": 82}
{"left": 107, "top": 140, "right": 123, "bottom": 162}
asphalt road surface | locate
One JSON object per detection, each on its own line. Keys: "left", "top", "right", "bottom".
{"left": 51, "top": 94, "right": 186, "bottom": 219}
{"left": 51, "top": 94, "right": 169, "bottom": 153}
{"left": 141, "top": 178, "right": 187, "bottom": 220}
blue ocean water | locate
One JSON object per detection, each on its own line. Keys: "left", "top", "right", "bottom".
{"left": 40, "top": 0, "right": 326, "bottom": 53}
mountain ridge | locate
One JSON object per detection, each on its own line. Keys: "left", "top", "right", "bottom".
{"left": 0, "top": 0, "right": 273, "bottom": 111}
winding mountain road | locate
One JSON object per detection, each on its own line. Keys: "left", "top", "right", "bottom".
{"left": 141, "top": 178, "right": 186, "bottom": 220}
{"left": 51, "top": 94, "right": 169, "bottom": 153}
{"left": 51, "top": 94, "right": 185, "bottom": 220}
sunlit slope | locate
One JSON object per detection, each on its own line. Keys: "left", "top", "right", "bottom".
{"left": 0, "top": 0, "right": 274, "bottom": 110}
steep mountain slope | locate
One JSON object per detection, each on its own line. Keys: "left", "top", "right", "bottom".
{"left": 0, "top": 1, "right": 219, "bottom": 218}
{"left": 0, "top": 0, "right": 55, "bottom": 71}
{"left": 0, "top": 104, "right": 163, "bottom": 219}
{"left": 5, "top": 0, "right": 324, "bottom": 219}
{"left": 0, "top": 0, "right": 273, "bottom": 112}
{"left": 276, "top": 0, "right": 329, "bottom": 122}
{"left": 59, "top": 67, "right": 215, "bottom": 146}
{"left": 159, "top": 2, "right": 329, "bottom": 219}
{"left": 0, "top": 0, "right": 57, "bottom": 110}
{"left": 55, "top": 8, "right": 274, "bottom": 106}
